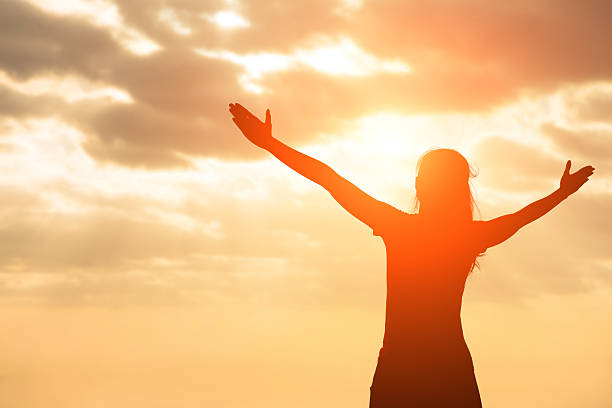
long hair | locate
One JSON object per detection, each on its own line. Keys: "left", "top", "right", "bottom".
{"left": 412, "top": 148, "right": 483, "bottom": 273}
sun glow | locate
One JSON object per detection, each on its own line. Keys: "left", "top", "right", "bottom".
{"left": 196, "top": 36, "right": 410, "bottom": 93}
{"left": 204, "top": 10, "right": 251, "bottom": 29}
{"left": 296, "top": 37, "right": 410, "bottom": 76}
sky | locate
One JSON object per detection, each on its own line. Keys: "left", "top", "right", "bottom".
{"left": 0, "top": 0, "right": 611, "bottom": 407}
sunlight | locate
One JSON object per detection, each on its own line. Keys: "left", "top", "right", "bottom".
{"left": 158, "top": 7, "right": 192, "bottom": 36}
{"left": 195, "top": 49, "right": 293, "bottom": 93}
{"left": 195, "top": 49, "right": 292, "bottom": 79}
{"left": 295, "top": 37, "right": 411, "bottom": 76}
{"left": 196, "top": 36, "right": 410, "bottom": 93}
{"left": 204, "top": 10, "right": 251, "bottom": 29}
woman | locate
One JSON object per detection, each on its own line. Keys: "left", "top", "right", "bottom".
{"left": 228, "top": 103, "right": 594, "bottom": 407}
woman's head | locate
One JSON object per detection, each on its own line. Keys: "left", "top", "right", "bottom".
{"left": 414, "top": 148, "right": 477, "bottom": 222}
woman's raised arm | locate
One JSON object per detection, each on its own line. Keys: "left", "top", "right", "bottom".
{"left": 476, "top": 160, "right": 595, "bottom": 250}
{"left": 229, "top": 103, "right": 403, "bottom": 231}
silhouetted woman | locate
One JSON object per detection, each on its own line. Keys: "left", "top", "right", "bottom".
{"left": 229, "top": 103, "right": 594, "bottom": 407}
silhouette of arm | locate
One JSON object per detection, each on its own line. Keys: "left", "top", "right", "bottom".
{"left": 229, "top": 103, "right": 402, "bottom": 230}
{"left": 477, "top": 160, "right": 595, "bottom": 250}
{"left": 265, "top": 137, "right": 402, "bottom": 228}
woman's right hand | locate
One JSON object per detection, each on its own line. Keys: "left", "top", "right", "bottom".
{"left": 229, "top": 103, "right": 273, "bottom": 149}
{"left": 560, "top": 160, "right": 595, "bottom": 196}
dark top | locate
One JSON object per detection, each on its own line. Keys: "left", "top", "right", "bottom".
{"left": 372, "top": 211, "right": 486, "bottom": 368}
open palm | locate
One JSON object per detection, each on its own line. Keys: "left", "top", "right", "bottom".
{"left": 229, "top": 103, "right": 273, "bottom": 149}
{"left": 560, "top": 160, "right": 595, "bottom": 196}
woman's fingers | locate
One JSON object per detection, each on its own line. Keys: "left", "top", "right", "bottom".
{"left": 232, "top": 117, "right": 246, "bottom": 134}
{"left": 230, "top": 103, "right": 247, "bottom": 119}
{"left": 559, "top": 161, "right": 595, "bottom": 194}
{"left": 564, "top": 160, "right": 571, "bottom": 176}
{"left": 229, "top": 103, "right": 239, "bottom": 118}
{"left": 229, "top": 102, "right": 245, "bottom": 117}
{"left": 233, "top": 114, "right": 261, "bottom": 135}
{"left": 234, "top": 103, "right": 258, "bottom": 121}
{"left": 575, "top": 166, "right": 595, "bottom": 177}
{"left": 230, "top": 104, "right": 262, "bottom": 128}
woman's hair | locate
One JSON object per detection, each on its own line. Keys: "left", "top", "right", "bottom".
{"left": 412, "top": 148, "right": 483, "bottom": 273}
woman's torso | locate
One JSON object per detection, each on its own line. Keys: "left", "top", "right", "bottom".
{"left": 376, "top": 214, "right": 482, "bottom": 364}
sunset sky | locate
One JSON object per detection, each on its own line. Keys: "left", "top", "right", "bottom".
{"left": 1, "top": 0, "right": 611, "bottom": 407}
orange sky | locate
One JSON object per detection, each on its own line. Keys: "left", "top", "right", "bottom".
{"left": 1, "top": 1, "right": 611, "bottom": 407}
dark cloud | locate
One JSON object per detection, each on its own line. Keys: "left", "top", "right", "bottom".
{"left": 0, "top": 1, "right": 263, "bottom": 166}
{"left": 0, "top": 85, "right": 60, "bottom": 119}
{"left": 0, "top": 0, "right": 359, "bottom": 167}
{"left": 0, "top": 0, "right": 123, "bottom": 79}
{"left": 76, "top": 92, "right": 256, "bottom": 169}
{"left": 115, "top": 0, "right": 351, "bottom": 52}
{"left": 2, "top": 0, "right": 612, "bottom": 169}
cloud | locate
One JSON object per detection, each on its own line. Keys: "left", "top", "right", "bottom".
{"left": 3, "top": 0, "right": 612, "bottom": 168}
{"left": 561, "top": 82, "right": 612, "bottom": 124}
{"left": 22, "top": 0, "right": 160, "bottom": 55}
{"left": 0, "top": 0, "right": 123, "bottom": 79}
{"left": 157, "top": 7, "right": 193, "bottom": 36}
{"left": 540, "top": 123, "right": 612, "bottom": 173}
{"left": 0, "top": 0, "right": 610, "bottom": 307}
{"left": 471, "top": 137, "right": 562, "bottom": 192}
{"left": 353, "top": 1, "right": 612, "bottom": 95}
{"left": 1, "top": 163, "right": 609, "bottom": 308}
{"left": 469, "top": 190, "right": 612, "bottom": 301}
{"left": 196, "top": 36, "right": 410, "bottom": 93}
{"left": 0, "top": 178, "right": 382, "bottom": 307}
{"left": 0, "top": 85, "right": 61, "bottom": 119}
{"left": 0, "top": 103, "right": 609, "bottom": 308}
{"left": 0, "top": 71, "right": 132, "bottom": 103}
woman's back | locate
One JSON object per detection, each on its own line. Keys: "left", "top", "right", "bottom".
{"left": 375, "top": 213, "right": 482, "bottom": 352}
{"left": 371, "top": 213, "right": 483, "bottom": 407}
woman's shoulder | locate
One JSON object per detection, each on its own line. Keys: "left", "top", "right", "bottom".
{"left": 372, "top": 209, "right": 416, "bottom": 237}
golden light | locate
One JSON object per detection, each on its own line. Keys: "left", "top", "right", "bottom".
{"left": 204, "top": 10, "right": 251, "bottom": 29}
{"left": 158, "top": 7, "right": 192, "bottom": 36}
{"left": 197, "top": 36, "right": 410, "bottom": 93}
{"left": 295, "top": 37, "right": 411, "bottom": 76}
